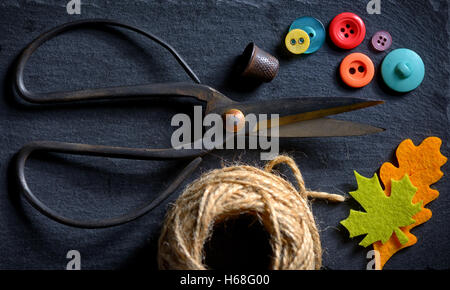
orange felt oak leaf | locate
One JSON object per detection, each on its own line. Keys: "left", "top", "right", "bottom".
{"left": 373, "top": 137, "right": 447, "bottom": 269}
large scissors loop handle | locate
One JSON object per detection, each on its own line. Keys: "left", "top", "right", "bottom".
{"left": 16, "top": 141, "right": 204, "bottom": 228}
{"left": 14, "top": 19, "right": 204, "bottom": 104}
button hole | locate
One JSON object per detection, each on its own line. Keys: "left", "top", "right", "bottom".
{"left": 291, "top": 39, "right": 296, "bottom": 45}
{"left": 350, "top": 30, "right": 354, "bottom": 34}
{"left": 377, "top": 40, "right": 381, "bottom": 43}
{"left": 346, "top": 24, "right": 350, "bottom": 28}
{"left": 341, "top": 28, "right": 345, "bottom": 32}
{"left": 358, "top": 66, "right": 365, "bottom": 73}
{"left": 349, "top": 68, "right": 356, "bottom": 74}
{"left": 345, "top": 33, "right": 349, "bottom": 38}
{"left": 309, "top": 33, "right": 314, "bottom": 38}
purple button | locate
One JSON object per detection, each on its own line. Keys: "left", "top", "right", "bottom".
{"left": 371, "top": 31, "right": 392, "bottom": 52}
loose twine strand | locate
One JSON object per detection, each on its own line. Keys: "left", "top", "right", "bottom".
{"left": 158, "top": 155, "right": 345, "bottom": 270}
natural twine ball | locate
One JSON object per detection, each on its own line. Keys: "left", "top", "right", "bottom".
{"left": 158, "top": 155, "right": 344, "bottom": 270}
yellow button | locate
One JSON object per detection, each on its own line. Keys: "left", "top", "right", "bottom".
{"left": 285, "top": 29, "right": 310, "bottom": 54}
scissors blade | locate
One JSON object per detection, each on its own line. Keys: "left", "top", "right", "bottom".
{"left": 219, "top": 97, "right": 383, "bottom": 129}
{"left": 251, "top": 118, "right": 385, "bottom": 137}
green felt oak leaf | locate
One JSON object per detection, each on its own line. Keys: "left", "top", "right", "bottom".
{"left": 341, "top": 172, "right": 422, "bottom": 247}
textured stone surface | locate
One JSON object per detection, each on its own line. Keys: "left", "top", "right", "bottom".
{"left": 0, "top": 0, "right": 448, "bottom": 269}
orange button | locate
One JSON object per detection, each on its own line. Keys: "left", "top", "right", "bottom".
{"left": 339, "top": 53, "right": 374, "bottom": 88}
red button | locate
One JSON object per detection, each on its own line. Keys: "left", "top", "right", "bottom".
{"left": 329, "top": 12, "right": 366, "bottom": 50}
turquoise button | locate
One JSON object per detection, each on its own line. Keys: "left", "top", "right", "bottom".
{"left": 381, "top": 48, "right": 425, "bottom": 93}
{"left": 289, "top": 16, "right": 325, "bottom": 54}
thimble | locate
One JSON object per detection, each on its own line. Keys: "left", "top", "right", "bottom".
{"left": 239, "top": 43, "right": 279, "bottom": 82}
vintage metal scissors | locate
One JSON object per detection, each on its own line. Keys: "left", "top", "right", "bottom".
{"left": 13, "top": 19, "right": 384, "bottom": 228}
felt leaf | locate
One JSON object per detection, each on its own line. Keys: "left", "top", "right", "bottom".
{"left": 373, "top": 137, "right": 447, "bottom": 269}
{"left": 341, "top": 172, "right": 422, "bottom": 247}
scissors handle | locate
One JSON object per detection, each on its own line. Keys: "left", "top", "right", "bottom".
{"left": 14, "top": 19, "right": 221, "bottom": 105}
{"left": 15, "top": 82, "right": 224, "bottom": 105}
{"left": 16, "top": 141, "right": 205, "bottom": 228}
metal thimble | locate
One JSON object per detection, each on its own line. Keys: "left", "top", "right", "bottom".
{"left": 239, "top": 43, "right": 279, "bottom": 83}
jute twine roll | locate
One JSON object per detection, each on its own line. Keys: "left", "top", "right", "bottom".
{"left": 158, "top": 155, "right": 345, "bottom": 270}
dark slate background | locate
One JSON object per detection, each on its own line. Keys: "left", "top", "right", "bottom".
{"left": 0, "top": 0, "right": 448, "bottom": 270}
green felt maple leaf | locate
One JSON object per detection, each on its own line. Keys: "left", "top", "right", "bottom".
{"left": 341, "top": 172, "right": 422, "bottom": 247}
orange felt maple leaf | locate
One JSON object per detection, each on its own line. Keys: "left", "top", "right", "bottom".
{"left": 373, "top": 137, "right": 447, "bottom": 269}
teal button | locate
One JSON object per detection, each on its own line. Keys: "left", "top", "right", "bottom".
{"left": 381, "top": 48, "right": 425, "bottom": 93}
{"left": 395, "top": 62, "right": 412, "bottom": 79}
{"left": 289, "top": 16, "right": 325, "bottom": 54}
